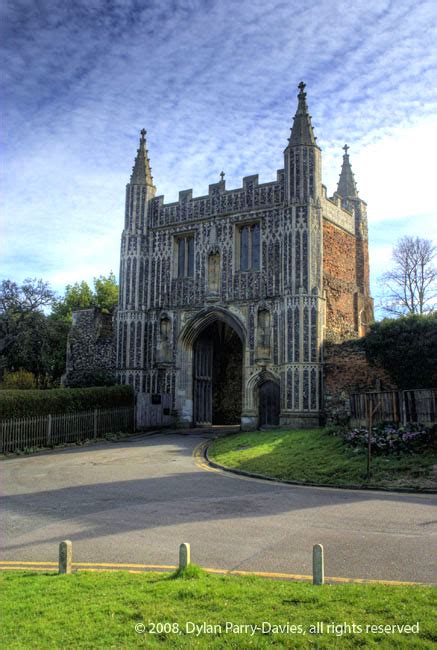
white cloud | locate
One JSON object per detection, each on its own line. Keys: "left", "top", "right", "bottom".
{"left": 355, "top": 118, "right": 437, "bottom": 223}
{"left": 1, "top": 0, "right": 437, "bottom": 300}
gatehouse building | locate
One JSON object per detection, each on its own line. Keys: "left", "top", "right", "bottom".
{"left": 65, "top": 82, "right": 373, "bottom": 429}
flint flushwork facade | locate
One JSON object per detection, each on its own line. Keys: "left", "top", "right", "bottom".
{"left": 65, "top": 83, "right": 373, "bottom": 429}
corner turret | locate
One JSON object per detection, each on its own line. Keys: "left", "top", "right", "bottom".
{"left": 284, "top": 82, "right": 321, "bottom": 202}
{"left": 334, "top": 145, "right": 373, "bottom": 332}
{"left": 124, "top": 129, "right": 156, "bottom": 234}
{"left": 336, "top": 144, "right": 358, "bottom": 205}
{"left": 130, "top": 129, "right": 156, "bottom": 190}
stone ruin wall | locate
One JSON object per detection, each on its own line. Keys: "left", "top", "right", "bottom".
{"left": 63, "top": 308, "right": 116, "bottom": 387}
{"left": 323, "top": 339, "right": 396, "bottom": 425}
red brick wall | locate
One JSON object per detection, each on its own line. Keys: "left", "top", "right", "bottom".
{"left": 323, "top": 220, "right": 358, "bottom": 342}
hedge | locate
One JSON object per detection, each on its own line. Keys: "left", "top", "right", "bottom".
{"left": 364, "top": 313, "right": 437, "bottom": 390}
{"left": 0, "top": 385, "right": 134, "bottom": 419}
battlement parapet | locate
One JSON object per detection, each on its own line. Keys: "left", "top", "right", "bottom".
{"left": 149, "top": 170, "right": 285, "bottom": 227}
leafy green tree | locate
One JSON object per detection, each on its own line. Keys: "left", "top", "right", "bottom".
{"left": 93, "top": 271, "right": 118, "bottom": 313}
{"left": 364, "top": 313, "right": 437, "bottom": 389}
{"left": 2, "top": 310, "right": 67, "bottom": 387}
{"left": 52, "top": 273, "right": 118, "bottom": 321}
{"left": 51, "top": 281, "right": 94, "bottom": 321}
{"left": 0, "top": 278, "right": 55, "bottom": 355}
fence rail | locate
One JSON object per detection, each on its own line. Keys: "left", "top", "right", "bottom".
{"left": 0, "top": 407, "right": 135, "bottom": 454}
{"left": 350, "top": 389, "right": 436, "bottom": 426}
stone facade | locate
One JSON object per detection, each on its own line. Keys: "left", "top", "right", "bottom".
{"left": 65, "top": 83, "right": 373, "bottom": 429}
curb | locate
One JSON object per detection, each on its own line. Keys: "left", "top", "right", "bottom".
{"left": 203, "top": 439, "right": 437, "bottom": 495}
{"left": 0, "top": 560, "right": 428, "bottom": 586}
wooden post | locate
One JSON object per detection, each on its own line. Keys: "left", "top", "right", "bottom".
{"left": 367, "top": 397, "right": 382, "bottom": 480}
{"left": 47, "top": 414, "right": 52, "bottom": 446}
{"left": 94, "top": 409, "right": 98, "bottom": 439}
{"left": 179, "top": 543, "right": 191, "bottom": 570}
{"left": 401, "top": 391, "right": 406, "bottom": 425}
{"left": 312, "top": 544, "right": 324, "bottom": 585}
{"left": 59, "top": 540, "right": 72, "bottom": 574}
{"left": 367, "top": 397, "right": 372, "bottom": 481}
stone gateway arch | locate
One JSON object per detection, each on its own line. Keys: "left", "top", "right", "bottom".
{"left": 65, "top": 83, "right": 373, "bottom": 429}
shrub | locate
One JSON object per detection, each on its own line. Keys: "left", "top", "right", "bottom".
{"left": 66, "top": 371, "right": 117, "bottom": 388}
{"left": 0, "top": 385, "right": 134, "bottom": 419}
{"left": 334, "top": 422, "right": 432, "bottom": 454}
{"left": 1, "top": 370, "right": 37, "bottom": 390}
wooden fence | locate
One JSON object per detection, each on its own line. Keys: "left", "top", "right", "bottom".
{"left": 350, "top": 389, "right": 437, "bottom": 426}
{"left": 0, "top": 407, "right": 135, "bottom": 454}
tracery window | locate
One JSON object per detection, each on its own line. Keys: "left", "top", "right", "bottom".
{"left": 177, "top": 235, "right": 194, "bottom": 277}
{"left": 239, "top": 223, "right": 260, "bottom": 271}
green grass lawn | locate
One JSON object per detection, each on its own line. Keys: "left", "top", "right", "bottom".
{"left": 1, "top": 570, "right": 436, "bottom": 649}
{"left": 208, "top": 429, "right": 437, "bottom": 490}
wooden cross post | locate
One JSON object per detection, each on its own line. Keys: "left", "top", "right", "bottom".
{"left": 367, "top": 396, "right": 381, "bottom": 481}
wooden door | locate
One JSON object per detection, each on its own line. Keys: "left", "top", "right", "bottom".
{"left": 259, "top": 381, "right": 280, "bottom": 427}
{"left": 193, "top": 338, "right": 213, "bottom": 425}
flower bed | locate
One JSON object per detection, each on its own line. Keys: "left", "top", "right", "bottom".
{"left": 337, "top": 423, "right": 433, "bottom": 454}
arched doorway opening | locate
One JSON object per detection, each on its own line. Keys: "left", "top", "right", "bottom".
{"left": 193, "top": 320, "right": 243, "bottom": 425}
{"left": 259, "top": 380, "right": 280, "bottom": 427}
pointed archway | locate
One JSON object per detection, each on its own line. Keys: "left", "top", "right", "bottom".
{"left": 244, "top": 368, "right": 281, "bottom": 429}
{"left": 193, "top": 321, "right": 242, "bottom": 425}
{"left": 259, "top": 380, "right": 280, "bottom": 427}
{"left": 177, "top": 307, "right": 246, "bottom": 428}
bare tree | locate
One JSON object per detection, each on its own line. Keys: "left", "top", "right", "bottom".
{"left": 380, "top": 236, "right": 436, "bottom": 316}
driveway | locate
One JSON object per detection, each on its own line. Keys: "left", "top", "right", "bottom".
{"left": 1, "top": 432, "right": 436, "bottom": 583}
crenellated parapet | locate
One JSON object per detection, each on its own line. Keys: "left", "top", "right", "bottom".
{"left": 149, "top": 171, "right": 285, "bottom": 228}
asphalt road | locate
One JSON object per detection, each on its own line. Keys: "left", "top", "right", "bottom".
{"left": 1, "top": 432, "right": 436, "bottom": 583}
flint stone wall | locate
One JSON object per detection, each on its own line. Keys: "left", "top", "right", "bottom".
{"left": 63, "top": 308, "right": 116, "bottom": 387}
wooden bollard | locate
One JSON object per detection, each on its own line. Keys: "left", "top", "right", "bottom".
{"left": 59, "top": 540, "right": 73, "bottom": 574}
{"left": 312, "top": 544, "right": 324, "bottom": 585}
{"left": 179, "top": 543, "right": 191, "bottom": 570}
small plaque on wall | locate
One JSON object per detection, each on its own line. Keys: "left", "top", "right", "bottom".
{"left": 151, "top": 394, "right": 161, "bottom": 405}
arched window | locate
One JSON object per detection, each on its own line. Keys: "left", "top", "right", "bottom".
{"left": 177, "top": 235, "right": 194, "bottom": 277}
{"left": 239, "top": 222, "right": 260, "bottom": 270}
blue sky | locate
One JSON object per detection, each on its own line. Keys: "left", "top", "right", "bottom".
{"left": 1, "top": 0, "right": 436, "bottom": 316}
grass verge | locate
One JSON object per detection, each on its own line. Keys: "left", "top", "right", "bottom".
{"left": 208, "top": 429, "right": 437, "bottom": 490}
{"left": 1, "top": 570, "right": 436, "bottom": 648}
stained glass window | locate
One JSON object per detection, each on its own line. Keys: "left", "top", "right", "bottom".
{"left": 239, "top": 223, "right": 260, "bottom": 270}
{"left": 177, "top": 236, "right": 194, "bottom": 277}
{"left": 251, "top": 223, "right": 260, "bottom": 270}
{"left": 240, "top": 225, "right": 249, "bottom": 271}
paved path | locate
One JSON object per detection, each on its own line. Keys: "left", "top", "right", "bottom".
{"left": 1, "top": 432, "right": 436, "bottom": 583}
